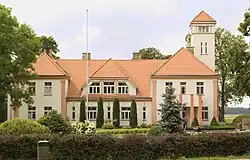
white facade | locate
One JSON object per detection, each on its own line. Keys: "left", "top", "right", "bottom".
{"left": 190, "top": 23, "right": 216, "bottom": 71}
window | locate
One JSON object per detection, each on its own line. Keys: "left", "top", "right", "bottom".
{"left": 196, "top": 82, "right": 204, "bottom": 95}
{"left": 89, "top": 82, "right": 100, "bottom": 94}
{"left": 180, "top": 82, "right": 186, "bottom": 94}
{"left": 44, "top": 106, "right": 52, "bottom": 115}
{"left": 28, "top": 106, "right": 36, "bottom": 120}
{"left": 44, "top": 82, "right": 52, "bottom": 96}
{"left": 143, "top": 107, "right": 146, "bottom": 120}
{"left": 165, "top": 82, "right": 173, "bottom": 93}
{"left": 72, "top": 106, "right": 76, "bottom": 120}
{"left": 182, "top": 107, "right": 186, "bottom": 119}
{"left": 200, "top": 42, "right": 203, "bottom": 54}
{"left": 29, "top": 82, "right": 36, "bottom": 95}
{"left": 121, "top": 107, "right": 130, "bottom": 120}
{"left": 107, "top": 106, "right": 111, "bottom": 119}
{"left": 205, "top": 42, "right": 208, "bottom": 54}
{"left": 88, "top": 106, "right": 97, "bottom": 120}
{"left": 202, "top": 106, "right": 208, "bottom": 120}
{"left": 118, "top": 82, "right": 128, "bottom": 94}
{"left": 103, "top": 82, "right": 115, "bottom": 94}
{"left": 198, "top": 26, "right": 209, "bottom": 33}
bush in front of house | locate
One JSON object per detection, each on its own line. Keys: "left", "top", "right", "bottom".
{"left": 191, "top": 117, "right": 199, "bottom": 127}
{"left": 148, "top": 125, "right": 163, "bottom": 136}
{"left": 71, "top": 121, "right": 88, "bottom": 134}
{"left": 129, "top": 99, "right": 138, "bottom": 128}
{"left": 2, "top": 132, "right": 250, "bottom": 159}
{"left": 97, "top": 128, "right": 149, "bottom": 135}
{"left": 231, "top": 114, "right": 250, "bottom": 126}
{"left": 0, "top": 118, "right": 49, "bottom": 135}
{"left": 96, "top": 97, "right": 104, "bottom": 128}
{"left": 37, "top": 109, "right": 72, "bottom": 135}
{"left": 113, "top": 98, "right": 120, "bottom": 127}
{"left": 210, "top": 117, "right": 220, "bottom": 126}
{"left": 79, "top": 99, "right": 86, "bottom": 122}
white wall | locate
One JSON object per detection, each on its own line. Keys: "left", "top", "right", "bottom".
{"left": 155, "top": 79, "right": 214, "bottom": 124}
{"left": 67, "top": 100, "right": 152, "bottom": 126}
{"left": 8, "top": 79, "right": 63, "bottom": 120}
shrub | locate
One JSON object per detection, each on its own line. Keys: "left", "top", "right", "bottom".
{"left": 97, "top": 128, "right": 149, "bottom": 135}
{"left": 37, "top": 110, "right": 72, "bottom": 134}
{"left": 129, "top": 99, "right": 138, "bottom": 128}
{"left": 102, "top": 123, "right": 115, "bottom": 129}
{"left": 191, "top": 117, "right": 199, "bottom": 127}
{"left": 113, "top": 98, "right": 120, "bottom": 127}
{"left": 96, "top": 97, "right": 104, "bottom": 128}
{"left": 2, "top": 132, "right": 250, "bottom": 159}
{"left": 231, "top": 114, "right": 250, "bottom": 126}
{"left": 0, "top": 118, "right": 49, "bottom": 135}
{"left": 71, "top": 121, "right": 88, "bottom": 134}
{"left": 0, "top": 103, "right": 7, "bottom": 123}
{"left": 80, "top": 99, "right": 86, "bottom": 122}
{"left": 85, "top": 122, "right": 96, "bottom": 134}
{"left": 210, "top": 117, "right": 219, "bottom": 126}
{"left": 148, "top": 125, "right": 163, "bottom": 136}
{"left": 138, "top": 122, "right": 152, "bottom": 128}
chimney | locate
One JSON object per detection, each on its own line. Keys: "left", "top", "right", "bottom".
{"left": 186, "top": 46, "right": 194, "bottom": 54}
{"left": 44, "top": 48, "right": 53, "bottom": 57}
{"left": 82, "top": 53, "right": 91, "bottom": 60}
{"left": 132, "top": 52, "right": 142, "bottom": 60}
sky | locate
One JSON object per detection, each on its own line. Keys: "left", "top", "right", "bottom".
{"left": 0, "top": 0, "right": 250, "bottom": 107}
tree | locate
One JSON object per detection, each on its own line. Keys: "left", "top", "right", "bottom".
{"left": 96, "top": 97, "right": 104, "bottom": 128}
{"left": 39, "top": 35, "right": 60, "bottom": 59}
{"left": 238, "top": 7, "right": 250, "bottom": 36}
{"left": 0, "top": 4, "right": 42, "bottom": 116}
{"left": 129, "top": 99, "right": 138, "bottom": 128}
{"left": 185, "top": 28, "right": 249, "bottom": 122}
{"left": 79, "top": 99, "right": 86, "bottom": 122}
{"left": 113, "top": 98, "right": 120, "bottom": 127}
{"left": 159, "top": 86, "right": 184, "bottom": 133}
{"left": 133, "top": 47, "right": 171, "bottom": 59}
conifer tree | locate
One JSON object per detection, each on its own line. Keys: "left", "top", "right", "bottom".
{"left": 129, "top": 99, "right": 138, "bottom": 128}
{"left": 80, "top": 99, "right": 86, "bottom": 122}
{"left": 159, "top": 85, "right": 184, "bottom": 133}
{"left": 113, "top": 98, "right": 120, "bottom": 127}
{"left": 96, "top": 97, "right": 104, "bottom": 128}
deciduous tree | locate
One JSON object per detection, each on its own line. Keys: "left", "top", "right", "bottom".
{"left": 238, "top": 7, "right": 250, "bottom": 36}
{"left": 0, "top": 4, "right": 42, "bottom": 115}
{"left": 133, "top": 47, "right": 171, "bottom": 59}
{"left": 39, "top": 35, "right": 60, "bottom": 59}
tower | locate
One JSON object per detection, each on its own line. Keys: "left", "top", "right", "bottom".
{"left": 190, "top": 11, "right": 216, "bottom": 71}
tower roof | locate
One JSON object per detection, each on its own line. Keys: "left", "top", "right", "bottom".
{"left": 190, "top": 11, "right": 216, "bottom": 24}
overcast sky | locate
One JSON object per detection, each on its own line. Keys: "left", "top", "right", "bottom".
{"left": 1, "top": 0, "right": 250, "bottom": 107}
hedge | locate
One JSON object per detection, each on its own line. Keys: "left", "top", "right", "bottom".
{"left": 232, "top": 114, "right": 250, "bottom": 126}
{"left": 186, "top": 125, "right": 235, "bottom": 130}
{"left": 97, "top": 128, "right": 149, "bottom": 134}
{"left": 1, "top": 133, "right": 250, "bottom": 160}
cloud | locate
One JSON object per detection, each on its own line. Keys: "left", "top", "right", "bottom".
{"left": 74, "top": 25, "right": 102, "bottom": 45}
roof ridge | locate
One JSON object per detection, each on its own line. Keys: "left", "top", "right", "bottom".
{"left": 43, "top": 53, "right": 69, "bottom": 76}
{"left": 112, "top": 60, "right": 129, "bottom": 77}
{"left": 90, "top": 58, "right": 112, "bottom": 77}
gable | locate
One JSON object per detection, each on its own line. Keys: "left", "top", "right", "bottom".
{"left": 34, "top": 53, "right": 69, "bottom": 76}
{"left": 153, "top": 47, "right": 217, "bottom": 76}
{"left": 90, "top": 58, "right": 128, "bottom": 78}
{"left": 191, "top": 11, "right": 216, "bottom": 24}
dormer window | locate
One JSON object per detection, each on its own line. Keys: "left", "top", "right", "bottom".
{"left": 89, "top": 82, "right": 100, "bottom": 94}
{"left": 198, "top": 26, "right": 209, "bottom": 33}
{"left": 118, "top": 82, "right": 128, "bottom": 94}
{"left": 103, "top": 82, "right": 115, "bottom": 94}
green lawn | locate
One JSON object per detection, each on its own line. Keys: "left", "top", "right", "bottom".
{"left": 161, "top": 155, "right": 250, "bottom": 159}
{"left": 225, "top": 114, "right": 240, "bottom": 124}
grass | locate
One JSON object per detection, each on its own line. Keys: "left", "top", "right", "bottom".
{"left": 225, "top": 114, "right": 239, "bottom": 124}
{"left": 161, "top": 155, "right": 250, "bottom": 159}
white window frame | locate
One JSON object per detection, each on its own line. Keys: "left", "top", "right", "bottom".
{"left": 180, "top": 82, "right": 186, "bottom": 94}
{"left": 118, "top": 82, "right": 128, "bottom": 94}
{"left": 121, "top": 107, "right": 130, "bottom": 120}
{"left": 202, "top": 106, "right": 208, "bottom": 120}
{"left": 28, "top": 106, "right": 36, "bottom": 120}
{"left": 198, "top": 26, "right": 209, "bottom": 33}
{"left": 196, "top": 82, "right": 204, "bottom": 95}
{"left": 89, "top": 82, "right": 100, "bottom": 94}
{"left": 44, "top": 106, "right": 52, "bottom": 115}
{"left": 72, "top": 106, "right": 76, "bottom": 120}
{"left": 205, "top": 42, "right": 208, "bottom": 54}
{"left": 88, "top": 106, "right": 97, "bottom": 120}
{"left": 44, "top": 82, "right": 52, "bottom": 96}
{"left": 200, "top": 42, "right": 203, "bottom": 54}
{"left": 103, "top": 82, "right": 115, "bottom": 94}
{"left": 29, "top": 82, "right": 36, "bottom": 95}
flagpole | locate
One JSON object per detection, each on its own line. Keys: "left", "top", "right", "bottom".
{"left": 86, "top": 9, "right": 89, "bottom": 121}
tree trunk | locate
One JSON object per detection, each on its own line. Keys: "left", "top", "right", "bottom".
{"left": 13, "top": 107, "right": 19, "bottom": 118}
{"left": 220, "top": 77, "right": 226, "bottom": 122}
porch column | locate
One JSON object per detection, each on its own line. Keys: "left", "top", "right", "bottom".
{"left": 60, "top": 80, "right": 67, "bottom": 118}
{"left": 190, "top": 94, "right": 194, "bottom": 123}
{"left": 179, "top": 94, "right": 183, "bottom": 118}
{"left": 152, "top": 80, "right": 157, "bottom": 124}
{"left": 198, "top": 95, "right": 203, "bottom": 126}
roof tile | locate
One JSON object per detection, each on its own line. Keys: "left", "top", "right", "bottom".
{"left": 191, "top": 10, "right": 216, "bottom": 23}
